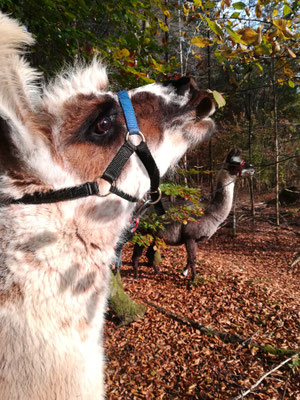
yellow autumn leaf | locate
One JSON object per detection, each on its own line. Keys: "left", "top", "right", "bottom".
{"left": 190, "top": 36, "right": 213, "bottom": 47}
{"left": 237, "top": 27, "right": 259, "bottom": 45}
{"left": 272, "top": 9, "right": 278, "bottom": 17}
{"left": 212, "top": 90, "right": 226, "bottom": 108}
{"left": 164, "top": 9, "right": 170, "bottom": 18}
{"left": 255, "top": 4, "right": 262, "bottom": 18}
{"left": 283, "top": 65, "right": 294, "bottom": 76}
{"left": 183, "top": 4, "right": 189, "bottom": 16}
{"left": 273, "top": 19, "right": 293, "bottom": 38}
{"left": 158, "top": 19, "right": 169, "bottom": 32}
{"left": 114, "top": 48, "right": 130, "bottom": 59}
{"left": 151, "top": 58, "right": 164, "bottom": 73}
{"left": 287, "top": 47, "right": 296, "bottom": 58}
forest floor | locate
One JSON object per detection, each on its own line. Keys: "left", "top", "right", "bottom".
{"left": 105, "top": 197, "right": 300, "bottom": 400}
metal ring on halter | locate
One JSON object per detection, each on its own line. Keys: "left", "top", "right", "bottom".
{"left": 97, "top": 190, "right": 111, "bottom": 198}
{"left": 147, "top": 188, "right": 162, "bottom": 205}
{"left": 126, "top": 131, "right": 145, "bottom": 142}
{"left": 135, "top": 198, "right": 151, "bottom": 216}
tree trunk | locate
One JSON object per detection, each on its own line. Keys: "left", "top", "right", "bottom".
{"left": 164, "top": 0, "right": 169, "bottom": 64}
{"left": 247, "top": 88, "right": 255, "bottom": 218}
{"left": 178, "top": 0, "right": 183, "bottom": 75}
{"left": 207, "top": 33, "right": 214, "bottom": 198}
{"left": 108, "top": 270, "right": 146, "bottom": 325}
{"left": 177, "top": 0, "right": 188, "bottom": 186}
{"left": 272, "top": 58, "right": 280, "bottom": 226}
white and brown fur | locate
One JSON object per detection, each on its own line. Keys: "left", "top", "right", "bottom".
{"left": 0, "top": 13, "right": 215, "bottom": 400}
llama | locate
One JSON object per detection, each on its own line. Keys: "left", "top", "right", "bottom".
{"left": 132, "top": 149, "right": 254, "bottom": 280}
{"left": 0, "top": 13, "right": 215, "bottom": 400}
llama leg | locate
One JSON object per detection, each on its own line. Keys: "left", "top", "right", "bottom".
{"left": 146, "top": 245, "right": 159, "bottom": 274}
{"left": 184, "top": 239, "right": 197, "bottom": 280}
{"left": 132, "top": 243, "right": 143, "bottom": 278}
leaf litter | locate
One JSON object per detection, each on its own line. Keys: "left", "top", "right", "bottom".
{"left": 105, "top": 202, "right": 299, "bottom": 399}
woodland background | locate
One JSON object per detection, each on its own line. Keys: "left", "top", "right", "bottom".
{"left": 1, "top": 1, "right": 299, "bottom": 399}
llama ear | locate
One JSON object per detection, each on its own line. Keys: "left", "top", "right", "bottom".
{"left": 226, "top": 148, "right": 242, "bottom": 163}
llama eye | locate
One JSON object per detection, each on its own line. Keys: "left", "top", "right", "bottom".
{"left": 95, "top": 117, "right": 112, "bottom": 134}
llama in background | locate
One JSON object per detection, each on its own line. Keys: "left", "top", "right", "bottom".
{"left": 132, "top": 149, "right": 254, "bottom": 280}
{"left": 0, "top": 13, "right": 215, "bottom": 400}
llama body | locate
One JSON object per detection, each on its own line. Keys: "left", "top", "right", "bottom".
{"left": 0, "top": 13, "right": 215, "bottom": 399}
{"left": 132, "top": 149, "right": 254, "bottom": 279}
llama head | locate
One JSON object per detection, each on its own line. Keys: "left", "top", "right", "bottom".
{"left": 224, "top": 148, "right": 254, "bottom": 177}
{"left": 0, "top": 13, "right": 215, "bottom": 211}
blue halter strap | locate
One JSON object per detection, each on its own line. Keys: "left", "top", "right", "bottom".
{"left": 117, "top": 91, "right": 140, "bottom": 135}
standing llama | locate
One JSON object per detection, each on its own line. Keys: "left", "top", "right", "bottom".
{"left": 0, "top": 13, "right": 215, "bottom": 400}
{"left": 132, "top": 149, "right": 254, "bottom": 280}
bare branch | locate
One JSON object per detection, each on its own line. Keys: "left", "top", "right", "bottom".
{"left": 232, "top": 356, "right": 296, "bottom": 400}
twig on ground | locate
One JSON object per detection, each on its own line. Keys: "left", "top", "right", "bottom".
{"left": 232, "top": 356, "right": 295, "bottom": 400}
{"left": 281, "top": 370, "right": 291, "bottom": 400}
{"left": 290, "top": 253, "right": 300, "bottom": 268}
{"left": 145, "top": 301, "right": 298, "bottom": 357}
{"left": 241, "top": 330, "right": 259, "bottom": 345}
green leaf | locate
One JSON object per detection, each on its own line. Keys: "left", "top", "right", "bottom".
{"left": 151, "top": 58, "right": 165, "bottom": 73}
{"left": 204, "top": 1, "right": 215, "bottom": 8}
{"left": 64, "top": 12, "right": 76, "bottom": 20}
{"left": 225, "top": 26, "right": 246, "bottom": 44}
{"left": 212, "top": 90, "right": 226, "bottom": 108}
{"left": 254, "top": 62, "right": 263, "bottom": 72}
{"left": 205, "top": 17, "right": 224, "bottom": 37}
{"left": 283, "top": 4, "right": 292, "bottom": 16}
{"left": 230, "top": 12, "right": 240, "bottom": 18}
{"left": 288, "top": 80, "right": 295, "bottom": 88}
{"left": 232, "top": 2, "right": 246, "bottom": 9}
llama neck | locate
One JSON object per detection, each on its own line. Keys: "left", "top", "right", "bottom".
{"left": 205, "top": 169, "right": 236, "bottom": 224}
{"left": 1, "top": 196, "right": 133, "bottom": 283}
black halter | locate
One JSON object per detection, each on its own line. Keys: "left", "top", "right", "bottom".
{"left": 8, "top": 91, "right": 165, "bottom": 214}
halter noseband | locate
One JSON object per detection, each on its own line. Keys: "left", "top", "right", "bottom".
{"left": 225, "top": 160, "right": 245, "bottom": 177}
{"left": 7, "top": 91, "right": 164, "bottom": 214}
